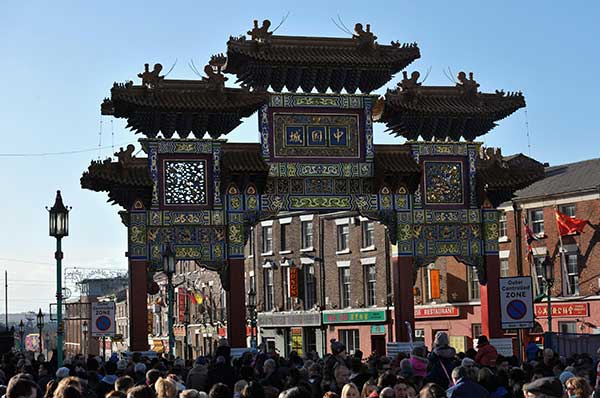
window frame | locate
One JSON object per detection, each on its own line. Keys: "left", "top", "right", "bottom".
{"left": 280, "top": 223, "right": 289, "bottom": 253}
{"left": 301, "top": 221, "right": 314, "bottom": 250}
{"left": 264, "top": 267, "right": 274, "bottom": 311}
{"left": 338, "top": 329, "right": 360, "bottom": 355}
{"left": 529, "top": 209, "right": 545, "bottom": 236}
{"left": 336, "top": 223, "right": 350, "bottom": 253}
{"left": 364, "top": 264, "right": 377, "bottom": 307}
{"left": 500, "top": 258, "right": 510, "bottom": 277}
{"left": 499, "top": 211, "right": 508, "bottom": 240}
{"left": 467, "top": 266, "right": 480, "bottom": 301}
{"left": 560, "top": 204, "right": 576, "bottom": 218}
{"left": 281, "top": 267, "right": 291, "bottom": 310}
{"left": 339, "top": 266, "right": 351, "bottom": 308}
{"left": 361, "top": 221, "right": 375, "bottom": 249}
{"left": 565, "top": 254, "right": 579, "bottom": 296}
{"left": 304, "top": 264, "right": 316, "bottom": 309}
{"left": 261, "top": 225, "right": 273, "bottom": 254}
{"left": 558, "top": 321, "right": 577, "bottom": 334}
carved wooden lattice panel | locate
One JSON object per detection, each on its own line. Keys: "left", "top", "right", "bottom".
{"left": 163, "top": 160, "right": 207, "bottom": 205}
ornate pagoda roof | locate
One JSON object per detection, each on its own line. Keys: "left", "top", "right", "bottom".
{"left": 224, "top": 20, "right": 420, "bottom": 93}
{"left": 102, "top": 61, "right": 268, "bottom": 139}
{"left": 476, "top": 148, "right": 545, "bottom": 206}
{"left": 375, "top": 71, "right": 526, "bottom": 141}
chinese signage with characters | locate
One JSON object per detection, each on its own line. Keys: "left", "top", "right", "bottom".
{"left": 289, "top": 267, "right": 299, "bottom": 297}
{"left": 534, "top": 303, "right": 589, "bottom": 318}
{"left": 322, "top": 310, "right": 386, "bottom": 324}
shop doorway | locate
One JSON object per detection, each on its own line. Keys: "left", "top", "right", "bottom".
{"left": 371, "top": 335, "right": 386, "bottom": 356}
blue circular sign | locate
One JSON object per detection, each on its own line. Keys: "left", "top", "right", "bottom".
{"left": 96, "top": 315, "right": 112, "bottom": 331}
{"left": 507, "top": 299, "right": 527, "bottom": 320}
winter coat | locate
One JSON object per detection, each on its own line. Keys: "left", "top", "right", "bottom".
{"left": 424, "top": 345, "right": 456, "bottom": 389}
{"left": 409, "top": 356, "right": 428, "bottom": 378}
{"left": 447, "top": 378, "right": 491, "bottom": 398}
{"left": 475, "top": 343, "right": 498, "bottom": 367}
{"left": 186, "top": 365, "right": 209, "bottom": 392}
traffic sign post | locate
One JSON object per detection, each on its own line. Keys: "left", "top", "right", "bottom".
{"left": 500, "top": 277, "right": 534, "bottom": 330}
{"left": 91, "top": 302, "right": 116, "bottom": 338}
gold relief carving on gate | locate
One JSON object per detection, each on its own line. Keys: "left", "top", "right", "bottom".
{"left": 130, "top": 226, "right": 146, "bottom": 244}
{"left": 295, "top": 96, "right": 339, "bottom": 106}
{"left": 176, "top": 246, "right": 201, "bottom": 258}
{"left": 289, "top": 196, "right": 351, "bottom": 209}
{"left": 174, "top": 142, "right": 195, "bottom": 152}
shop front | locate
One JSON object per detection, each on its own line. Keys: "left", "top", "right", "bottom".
{"left": 323, "top": 308, "right": 389, "bottom": 356}
{"left": 257, "top": 311, "right": 323, "bottom": 357}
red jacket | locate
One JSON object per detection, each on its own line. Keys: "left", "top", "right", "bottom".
{"left": 475, "top": 343, "right": 498, "bottom": 366}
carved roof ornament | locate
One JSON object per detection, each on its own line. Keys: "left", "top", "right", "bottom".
{"left": 353, "top": 23, "right": 378, "bottom": 49}
{"left": 115, "top": 144, "right": 136, "bottom": 167}
{"left": 456, "top": 71, "right": 479, "bottom": 95}
{"left": 399, "top": 71, "right": 421, "bottom": 91}
{"left": 247, "top": 19, "right": 272, "bottom": 42}
{"left": 202, "top": 55, "right": 228, "bottom": 91}
{"left": 138, "top": 63, "right": 164, "bottom": 88}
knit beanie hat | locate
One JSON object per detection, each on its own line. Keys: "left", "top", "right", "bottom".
{"left": 330, "top": 339, "right": 346, "bottom": 355}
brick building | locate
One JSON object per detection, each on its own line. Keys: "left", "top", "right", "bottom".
{"left": 248, "top": 158, "right": 600, "bottom": 355}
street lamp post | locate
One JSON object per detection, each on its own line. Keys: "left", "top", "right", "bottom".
{"left": 47, "top": 190, "right": 70, "bottom": 368}
{"left": 542, "top": 252, "right": 555, "bottom": 349}
{"left": 162, "top": 244, "right": 176, "bottom": 356}
{"left": 81, "top": 321, "right": 88, "bottom": 357}
{"left": 183, "top": 295, "right": 190, "bottom": 362}
{"left": 18, "top": 320, "right": 24, "bottom": 351}
{"left": 247, "top": 288, "right": 256, "bottom": 349}
{"left": 36, "top": 308, "right": 44, "bottom": 355}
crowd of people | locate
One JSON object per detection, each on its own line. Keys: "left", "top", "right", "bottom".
{"left": 0, "top": 332, "right": 598, "bottom": 398}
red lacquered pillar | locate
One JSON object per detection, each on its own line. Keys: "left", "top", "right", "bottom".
{"left": 227, "top": 258, "right": 246, "bottom": 347}
{"left": 393, "top": 256, "right": 415, "bottom": 342}
{"left": 480, "top": 254, "right": 503, "bottom": 338}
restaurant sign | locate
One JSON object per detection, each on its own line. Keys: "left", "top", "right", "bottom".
{"left": 534, "top": 303, "right": 589, "bottom": 318}
{"left": 415, "top": 306, "right": 459, "bottom": 319}
{"left": 323, "top": 310, "right": 386, "bottom": 324}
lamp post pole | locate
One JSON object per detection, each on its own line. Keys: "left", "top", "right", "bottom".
{"left": 47, "top": 190, "right": 70, "bottom": 368}
{"left": 82, "top": 321, "right": 88, "bottom": 357}
{"left": 248, "top": 288, "right": 256, "bottom": 349}
{"left": 543, "top": 252, "right": 554, "bottom": 349}
{"left": 183, "top": 296, "right": 190, "bottom": 362}
{"left": 18, "top": 320, "right": 24, "bottom": 352}
{"left": 163, "top": 244, "right": 176, "bottom": 357}
{"left": 37, "top": 308, "right": 44, "bottom": 355}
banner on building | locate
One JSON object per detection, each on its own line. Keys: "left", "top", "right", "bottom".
{"left": 178, "top": 288, "right": 186, "bottom": 323}
{"left": 289, "top": 267, "right": 299, "bottom": 298}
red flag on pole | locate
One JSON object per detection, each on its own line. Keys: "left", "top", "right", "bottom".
{"left": 555, "top": 210, "right": 589, "bottom": 236}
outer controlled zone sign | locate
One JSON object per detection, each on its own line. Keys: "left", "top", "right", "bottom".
{"left": 91, "top": 301, "right": 116, "bottom": 337}
{"left": 499, "top": 277, "right": 534, "bottom": 329}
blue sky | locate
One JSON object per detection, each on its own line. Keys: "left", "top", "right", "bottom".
{"left": 1, "top": 1, "right": 599, "bottom": 312}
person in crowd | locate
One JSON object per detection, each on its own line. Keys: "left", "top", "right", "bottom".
{"left": 329, "top": 365, "right": 351, "bottom": 395}
{"left": 181, "top": 389, "right": 202, "bottom": 398}
{"left": 360, "top": 382, "right": 376, "bottom": 398}
{"left": 132, "top": 363, "right": 147, "bottom": 386}
{"left": 424, "top": 332, "right": 456, "bottom": 389}
{"left": 186, "top": 357, "right": 209, "bottom": 392}
{"left": 378, "top": 387, "right": 394, "bottom": 398}
{"left": 475, "top": 336, "right": 498, "bottom": 367}
{"left": 6, "top": 374, "right": 37, "bottom": 398}
{"left": 115, "top": 375, "right": 135, "bottom": 394}
{"left": 341, "top": 383, "right": 360, "bottom": 398}
{"left": 522, "top": 377, "right": 563, "bottom": 398}
{"left": 418, "top": 383, "right": 445, "bottom": 398}
{"left": 393, "top": 378, "right": 415, "bottom": 398}
{"left": 525, "top": 341, "right": 540, "bottom": 363}
{"left": 234, "top": 380, "right": 248, "bottom": 398}
{"left": 446, "top": 366, "right": 490, "bottom": 398}
{"left": 126, "top": 385, "right": 155, "bottom": 398}
{"left": 97, "top": 360, "right": 119, "bottom": 397}
{"left": 208, "top": 356, "right": 236, "bottom": 390}
{"left": 156, "top": 376, "right": 178, "bottom": 398}
{"left": 409, "top": 346, "right": 428, "bottom": 380}
{"left": 209, "top": 383, "right": 231, "bottom": 398}
{"left": 565, "top": 376, "right": 593, "bottom": 398}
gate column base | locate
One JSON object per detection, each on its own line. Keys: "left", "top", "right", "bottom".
{"left": 227, "top": 259, "right": 246, "bottom": 347}
{"left": 480, "top": 254, "right": 503, "bottom": 338}
{"left": 393, "top": 256, "right": 415, "bottom": 342}
{"left": 129, "top": 259, "right": 149, "bottom": 352}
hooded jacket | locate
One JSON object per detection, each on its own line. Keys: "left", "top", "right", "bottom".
{"left": 425, "top": 345, "right": 456, "bottom": 389}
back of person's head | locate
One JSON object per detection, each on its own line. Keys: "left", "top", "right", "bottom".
{"left": 104, "top": 360, "right": 118, "bottom": 375}
{"left": 418, "top": 383, "right": 446, "bottom": 398}
{"left": 234, "top": 380, "right": 248, "bottom": 394}
{"left": 6, "top": 375, "right": 37, "bottom": 398}
{"left": 59, "top": 386, "right": 82, "bottom": 398}
{"left": 146, "top": 369, "right": 161, "bottom": 385}
{"left": 106, "top": 391, "right": 127, "bottom": 398}
{"left": 54, "top": 377, "right": 83, "bottom": 398}
{"left": 115, "top": 375, "right": 134, "bottom": 392}
{"left": 155, "top": 377, "right": 177, "bottom": 398}
{"left": 209, "top": 383, "right": 231, "bottom": 398}
{"left": 280, "top": 387, "right": 304, "bottom": 398}
{"left": 477, "top": 368, "right": 498, "bottom": 393}
{"left": 451, "top": 366, "right": 468, "bottom": 382}
{"left": 241, "top": 381, "right": 265, "bottom": 398}
{"left": 126, "top": 385, "right": 155, "bottom": 398}
{"left": 134, "top": 362, "right": 147, "bottom": 375}
{"left": 379, "top": 387, "right": 394, "bottom": 398}
{"left": 180, "top": 389, "right": 201, "bottom": 398}
{"left": 433, "top": 331, "right": 449, "bottom": 347}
